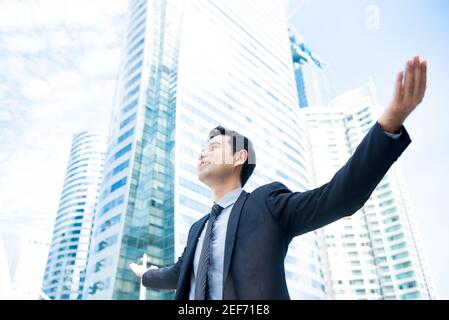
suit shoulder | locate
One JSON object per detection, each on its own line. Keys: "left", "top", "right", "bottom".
{"left": 252, "top": 181, "right": 291, "bottom": 197}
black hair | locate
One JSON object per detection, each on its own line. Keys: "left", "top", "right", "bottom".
{"left": 207, "top": 125, "right": 256, "bottom": 187}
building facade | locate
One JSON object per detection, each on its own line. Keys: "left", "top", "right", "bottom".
{"left": 42, "top": 131, "right": 107, "bottom": 299}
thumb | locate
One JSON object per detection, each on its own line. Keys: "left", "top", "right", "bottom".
{"left": 129, "top": 263, "right": 143, "bottom": 276}
{"left": 393, "top": 70, "right": 404, "bottom": 103}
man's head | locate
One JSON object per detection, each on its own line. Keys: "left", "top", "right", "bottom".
{"left": 197, "top": 126, "right": 256, "bottom": 188}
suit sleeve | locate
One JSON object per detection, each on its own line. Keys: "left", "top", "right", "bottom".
{"left": 141, "top": 246, "right": 187, "bottom": 289}
{"left": 265, "top": 121, "right": 412, "bottom": 239}
{"left": 141, "top": 222, "right": 196, "bottom": 289}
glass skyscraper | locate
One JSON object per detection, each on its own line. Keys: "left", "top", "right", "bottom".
{"left": 83, "top": 0, "right": 325, "bottom": 300}
{"left": 42, "top": 131, "right": 106, "bottom": 300}
{"left": 289, "top": 26, "right": 333, "bottom": 109}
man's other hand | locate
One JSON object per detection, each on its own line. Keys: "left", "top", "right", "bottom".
{"left": 129, "top": 262, "right": 157, "bottom": 278}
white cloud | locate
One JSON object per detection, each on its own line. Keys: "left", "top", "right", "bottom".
{"left": 0, "top": 0, "right": 128, "bottom": 32}
{"left": 78, "top": 48, "right": 122, "bottom": 76}
{"left": 19, "top": 75, "right": 52, "bottom": 101}
{"left": 1, "top": 33, "right": 48, "bottom": 54}
{"left": 0, "top": 110, "right": 13, "bottom": 121}
{"left": 0, "top": 0, "right": 129, "bottom": 235}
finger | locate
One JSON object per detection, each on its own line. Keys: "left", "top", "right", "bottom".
{"left": 403, "top": 59, "right": 414, "bottom": 101}
{"left": 130, "top": 263, "right": 141, "bottom": 272}
{"left": 420, "top": 60, "right": 427, "bottom": 98}
{"left": 413, "top": 56, "right": 422, "bottom": 100}
{"left": 393, "top": 70, "right": 404, "bottom": 102}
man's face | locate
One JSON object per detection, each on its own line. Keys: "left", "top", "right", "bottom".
{"left": 197, "top": 135, "right": 237, "bottom": 186}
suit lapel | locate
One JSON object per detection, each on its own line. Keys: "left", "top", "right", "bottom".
{"left": 175, "top": 214, "right": 208, "bottom": 299}
{"left": 175, "top": 189, "right": 250, "bottom": 299}
{"left": 222, "top": 190, "right": 249, "bottom": 290}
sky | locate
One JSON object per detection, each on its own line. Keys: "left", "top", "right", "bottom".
{"left": 0, "top": 0, "right": 129, "bottom": 271}
{"left": 0, "top": 0, "right": 448, "bottom": 299}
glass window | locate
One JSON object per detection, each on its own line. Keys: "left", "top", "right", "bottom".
{"left": 400, "top": 292, "right": 420, "bottom": 299}
{"left": 124, "top": 73, "right": 141, "bottom": 89}
{"left": 114, "top": 143, "right": 132, "bottom": 160}
{"left": 387, "top": 233, "right": 404, "bottom": 241}
{"left": 127, "top": 38, "right": 144, "bottom": 55}
{"left": 123, "top": 85, "right": 140, "bottom": 101}
{"left": 180, "top": 177, "right": 211, "bottom": 198}
{"left": 396, "top": 271, "right": 414, "bottom": 280}
{"left": 122, "top": 99, "right": 138, "bottom": 114}
{"left": 117, "top": 128, "right": 135, "bottom": 144}
{"left": 125, "top": 49, "right": 144, "bottom": 68}
{"left": 113, "top": 160, "right": 130, "bottom": 176}
{"left": 100, "top": 195, "right": 125, "bottom": 216}
{"left": 392, "top": 252, "right": 409, "bottom": 260}
{"left": 95, "top": 214, "right": 121, "bottom": 236}
{"left": 119, "top": 113, "right": 137, "bottom": 129}
{"left": 110, "top": 177, "right": 127, "bottom": 192}
{"left": 179, "top": 195, "right": 209, "bottom": 213}
{"left": 96, "top": 235, "right": 118, "bottom": 253}
{"left": 399, "top": 281, "right": 417, "bottom": 290}
{"left": 394, "top": 261, "right": 411, "bottom": 270}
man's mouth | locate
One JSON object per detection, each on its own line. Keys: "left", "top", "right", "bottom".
{"left": 200, "top": 161, "right": 210, "bottom": 168}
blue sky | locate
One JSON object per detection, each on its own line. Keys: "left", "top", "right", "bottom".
{"left": 0, "top": 0, "right": 447, "bottom": 299}
{"left": 286, "top": 0, "right": 449, "bottom": 298}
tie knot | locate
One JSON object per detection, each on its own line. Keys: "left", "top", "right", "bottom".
{"left": 211, "top": 204, "right": 224, "bottom": 218}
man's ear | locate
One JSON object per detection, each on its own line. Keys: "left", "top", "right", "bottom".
{"left": 234, "top": 149, "right": 248, "bottom": 166}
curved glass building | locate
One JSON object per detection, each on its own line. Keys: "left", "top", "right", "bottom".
{"left": 42, "top": 131, "right": 106, "bottom": 300}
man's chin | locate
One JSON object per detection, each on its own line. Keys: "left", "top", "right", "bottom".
{"left": 198, "top": 172, "right": 207, "bottom": 183}
{"left": 198, "top": 170, "right": 214, "bottom": 185}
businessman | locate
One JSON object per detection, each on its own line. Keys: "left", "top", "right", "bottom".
{"left": 130, "top": 56, "right": 427, "bottom": 299}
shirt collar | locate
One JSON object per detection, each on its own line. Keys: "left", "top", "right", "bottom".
{"left": 214, "top": 186, "right": 243, "bottom": 210}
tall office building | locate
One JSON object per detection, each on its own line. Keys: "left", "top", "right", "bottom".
{"left": 289, "top": 26, "right": 333, "bottom": 108}
{"left": 83, "top": 0, "right": 325, "bottom": 300}
{"left": 42, "top": 131, "right": 107, "bottom": 300}
{"left": 299, "top": 79, "right": 438, "bottom": 299}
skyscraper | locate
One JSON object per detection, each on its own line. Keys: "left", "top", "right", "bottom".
{"left": 83, "top": 0, "right": 325, "bottom": 300}
{"left": 42, "top": 131, "right": 107, "bottom": 300}
{"left": 289, "top": 26, "right": 333, "bottom": 109}
{"left": 299, "top": 79, "right": 438, "bottom": 299}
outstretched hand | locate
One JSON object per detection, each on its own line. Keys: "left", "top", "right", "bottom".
{"left": 378, "top": 56, "right": 427, "bottom": 133}
{"left": 129, "top": 262, "right": 157, "bottom": 278}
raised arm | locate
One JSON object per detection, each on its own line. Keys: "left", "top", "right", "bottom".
{"left": 265, "top": 56, "right": 426, "bottom": 239}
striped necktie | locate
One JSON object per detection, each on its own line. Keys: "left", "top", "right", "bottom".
{"left": 194, "top": 203, "right": 224, "bottom": 300}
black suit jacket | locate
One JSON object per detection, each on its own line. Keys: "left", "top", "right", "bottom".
{"left": 142, "top": 121, "right": 411, "bottom": 299}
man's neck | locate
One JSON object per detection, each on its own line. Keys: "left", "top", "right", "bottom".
{"left": 211, "top": 181, "right": 241, "bottom": 202}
